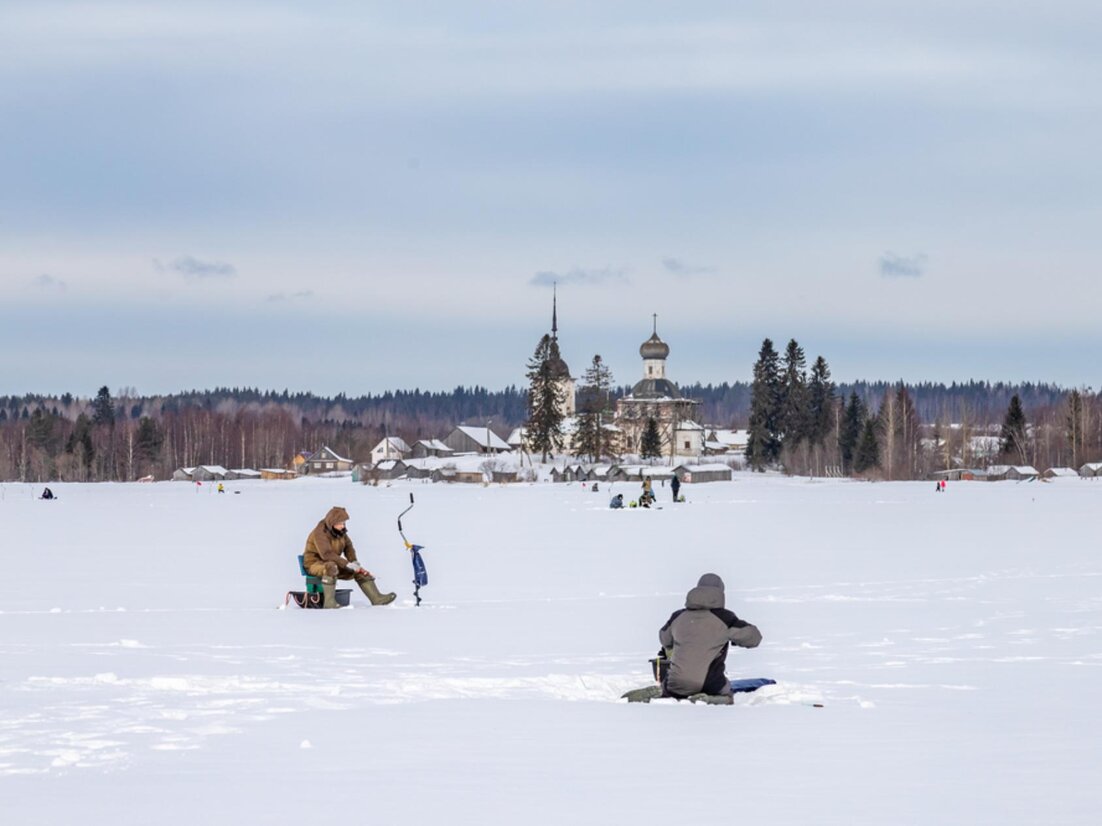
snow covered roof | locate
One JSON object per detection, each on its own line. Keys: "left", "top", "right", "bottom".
{"left": 455, "top": 426, "right": 510, "bottom": 451}
{"left": 711, "top": 429, "right": 749, "bottom": 446}
{"left": 197, "top": 465, "right": 228, "bottom": 474}
{"left": 405, "top": 452, "right": 522, "bottom": 473}
{"left": 676, "top": 420, "right": 704, "bottom": 431}
{"left": 1080, "top": 462, "right": 1102, "bottom": 472}
{"left": 374, "top": 460, "right": 405, "bottom": 471}
{"left": 416, "top": 439, "right": 452, "bottom": 452}
{"left": 230, "top": 469, "right": 261, "bottom": 477}
{"left": 674, "top": 463, "right": 733, "bottom": 472}
{"left": 1044, "top": 467, "right": 1079, "bottom": 477}
{"left": 375, "top": 437, "right": 411, "bottom": 453}
{"left": 314, "top": 446, "right": 352, "bottom": 463}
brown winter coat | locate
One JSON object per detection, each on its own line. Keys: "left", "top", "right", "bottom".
{"left": 303, "top": 506, "right": 364, "bottom": 579}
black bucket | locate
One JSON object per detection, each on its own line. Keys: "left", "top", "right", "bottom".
{"left": 649, "top": 656, "right": 670, "bottom": 683}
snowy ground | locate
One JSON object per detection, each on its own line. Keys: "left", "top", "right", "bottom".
{"left": 2, "top": 475, "right": 1101, "bottom": 824}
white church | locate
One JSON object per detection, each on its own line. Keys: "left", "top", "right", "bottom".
{"left": 524, "top": 294, "right": 705, "bottom": 462}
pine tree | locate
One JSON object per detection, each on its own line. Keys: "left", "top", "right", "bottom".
{"left": 780, "top": 339, "right": 808, "bottom": 447}
{"left": 1065, "top": 389, "right": 1084, "bottom": 468}
{"left": 746, "top": 338, "right": 783, "bottom": 471}
{"left": 806, "top": 356, "right": 835, "bottom": 447}
{"left": 65, "top": 414, "right": 95, "bottom": 476}
{"left": 92, "top": 386, "right": 115, "bottom": 427}
{"left": 135, "top": 417, "right": 164, "bottom": 469}
{"left": 999, "top": 393, "right": 1028, "bottom": 463}
{"left": 574, "top": 355, "right": 614, "bottom": 462}
{"left": 640, "top": 416, "right": 662, "bottom": 460}
{"left": 524, "top": 334, "right": 565, "bottom": 462}
{"left": 854, "top": 418, "right": 880, "bottom": 473}
{"left": 838, "top": 392, "right": 863, "bottom": 473}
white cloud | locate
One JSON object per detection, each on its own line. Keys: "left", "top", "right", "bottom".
{"left": 879, "top": 252, "right": 928, "bottom": 279}
{"left": 32, "top": 273, "right": 67, "bottom": 291}
{"left": 530, "top": 267, "right": 627, "bottom": 287}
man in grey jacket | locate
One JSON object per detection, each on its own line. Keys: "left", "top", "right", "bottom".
{"left": 659, "top": 573, "right": 762, "bottom": 702}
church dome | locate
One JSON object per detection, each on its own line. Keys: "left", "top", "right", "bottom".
{"left": 547, "top": 338, "right": 571, "bottom": 380}
{"left": 640, "top": 332, "right": 670, "bottom": 360}
{"left": 629, "top": 377, "right": 681, "bottom": 400}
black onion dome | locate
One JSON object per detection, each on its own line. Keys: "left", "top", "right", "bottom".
{"left": 548, "top": 339, "right": 571, "bottom": 379}
{"left": 629, "top": 377, "right": 681, "bottom": 400}
{"left": 639, "top": 332, "right": 670, "bottom": 360}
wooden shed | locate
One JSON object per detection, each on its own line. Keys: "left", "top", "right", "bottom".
{"left": 672, "top": 463, "right": 733, "bottom": 483}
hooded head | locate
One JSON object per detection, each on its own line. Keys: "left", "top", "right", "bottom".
{"left": 685, "top": 572, "right": 725, "bottom": 610}
{"left": 324, "top": 506, "right": 350, "bottom": 534}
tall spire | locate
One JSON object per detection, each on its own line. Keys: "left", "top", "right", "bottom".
{"left": 653, "top": 313, "right": 657, "bottom": 336}
{"left": 552, "top": 283, "right": 559, "bottom": 340}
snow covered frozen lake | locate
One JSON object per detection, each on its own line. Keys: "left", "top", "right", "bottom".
{"left": 3, "top": 474, "right": 1101, "bottom": 824}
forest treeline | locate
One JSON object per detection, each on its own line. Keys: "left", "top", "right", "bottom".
{"left": 0, "top": 375, "right": 1095, "bottom": 482}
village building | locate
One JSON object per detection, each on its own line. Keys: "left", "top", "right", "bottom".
{"left": 1078, "top": 462, "right": 1102, "bottom": 478}
{"left": 225, "top": 468, "right": 261, "bottom": 480}
{"left": 442, "top": 425, "right": 510, "bottom": 454}
{"left": 260, "top": 468, "right": 298, "bottom": 480}
{"left": 411, "top": 439, "right": 453, "bottom": 459}
{"left": 612, "top": 317, "right": 703, "bottom": 462}
{"left": 370, "top": 437, "right": 411, "bottom": 465}
{"left": 546, "top": 286, "right": 575, "bottom": 419}
{"left": 1042, "top": 467, "right": 1079, "bottom": 479}
{"left": 672, "top": 463, "right": 734, "bottom": 484}
{"left": 191, "top": 465, "right": 229, "bottom": 481}
{"left": 985, "top": 465, "right": 1040, "bottom": 481}
{"left": 302, "top": 446, "right": 354, "bottom": 474}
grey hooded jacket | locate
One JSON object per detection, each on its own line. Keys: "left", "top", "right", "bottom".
{"left": 658, "top": 573, "right": 762, "bottom": 697}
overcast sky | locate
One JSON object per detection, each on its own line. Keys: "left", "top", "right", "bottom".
{"left": 2, "top": 1, "right": 1100, "bottom": 397}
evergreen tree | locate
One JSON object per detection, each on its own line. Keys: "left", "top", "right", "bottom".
{"left": 780, "top": 339, "right": 808, "bottom": 447}
{"left": 999, "top": 393, "right": 1028, "bottom": 463}
{"left": 524, "top": 334, "right": 565, "bottom": 462}
{"left": 853, "top": 418, "right": 880, "bottom": 473}
{"left": 893, "top": 384, "right": 920, "bottom": 478}
{"left": 135, "top": 417, "right": 164, "bottom": 468}
{"left": 27, "top": 408, "right": 59, "bottom": 452}
{"left": 65, "top": 414, "right": 95, "bottom": 475}
{"left": 806, "top": 356, "right": 835, "bottom": 448}
{"left": 574, "top": 355, "right": 614, "bottom": 462}
{"left": 640, "top": 416, "right": 663, "bottom": 460}
{"left": 746, "top": 338, "right": 783, "bottom": 471}
{"left": 1065, "top": 389, "right": 1084, "bottom": 468}
{"left": 838, "top": 392, "right": 863, "bottom": 473}
{"left": 92, "top": 386, "right": 115, "bottom": 427}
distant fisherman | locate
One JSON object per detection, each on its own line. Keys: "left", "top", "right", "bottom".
{"left": 303, "top": 506, "right": 396, "bottom": 609}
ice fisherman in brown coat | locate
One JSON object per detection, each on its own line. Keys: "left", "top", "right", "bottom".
{"left": 303, "top": 506, "right": 396, "bottom": 608}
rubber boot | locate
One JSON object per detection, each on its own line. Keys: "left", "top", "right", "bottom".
{"left": 321, "top": 576, "right": 341, "bottom": 609}
{"left": 357, "top": 576, "right": 396, "bottom": 606}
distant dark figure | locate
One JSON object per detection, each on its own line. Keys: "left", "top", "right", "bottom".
{"left": 609, "top": 493, "right": 624, "bottom": 510}
{"left": 591, "top": 482, "right": 599, "bottom": 492}
{"left": 935, "top": 482, "right": 941, "bottom": 493}
{"left": 40, "top": 487, "right": 55, "bottom": 500}
{"left": 671, "top": 474, "right": 682, "bottom": 502}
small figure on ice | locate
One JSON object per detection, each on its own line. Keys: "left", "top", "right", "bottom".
{"left": 40, "top": 487, "right": 55, "bottom": 500}
{"left": 609, "top": 493, "right": 624, "bottom": 509}
{"left": 670, "top": 473, "right": 681, "bottom": 503}
{"left": 639, "top": 478, "right": 655, "bottom": 508}
{"left": 657, "top": 573, "right": 762, "bottom": 703}
{"left": 303, "top": 506, "right": 396, "bottom": 609}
